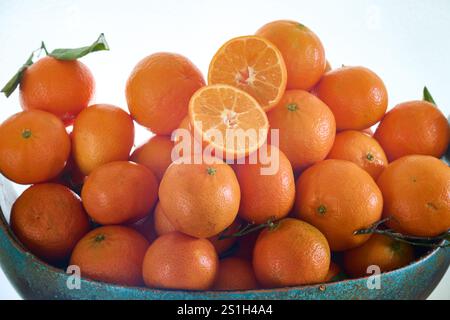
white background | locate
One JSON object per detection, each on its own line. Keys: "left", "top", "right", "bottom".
{"left": 0, "top": 0, "right": 449, "bottom": 299}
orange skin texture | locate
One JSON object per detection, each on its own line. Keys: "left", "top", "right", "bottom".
{"left": 377, "top": 155, "right": 450, "bottom": 237}
{"left": 153, "top": 202, "right": 177, "bottom": 235}
{"left": 142, "top": 232, "right": 218, "bottom": 290}
{"left": 70, "top": 226, "right": 149, "bottom": 286}
{"left": 327, "top": 130, "right": 388, "bottom": 180}
{"left": 19, "top": 56, "right": 94, "bottom": 125}
{"left": 343, "top": 234, "right": 414, "bottom": 278}
{"left": 158, "top": 157, "right": 240, "bottom": 238}
{"left": 232, "top": 145, "right": 295, "bottom": 224}
{"left": 11, "top": 183, "right": 90, "bottom": 263}
{"left": 295, "top": 159, "right": 383, "bottom": 251}
{"left": 213, "top": 257, "right": 259, "bottom": 290}
{"left": 253, "top": 218, "right": 330, "bottom": 288}
{"left": 81, "top": 161, "right": 158, "bottom": 225}
{"left": 256, "top": 20, "right": 326, "bottom": 90}
{"left": 72, "top": 104, "right": 135, "bottom": 176}
{"left": 130, "top": 135, "right": 174, "bottom": 181}
{"left": 0, "top": 110, "right": 70, "bottom": 184}
{"left": 374, "top": 101, "right": 450, "bottom": 162}
{"left": 153, "top": 201, "right": 239, "bottom": 255}
{"left": 315, "top": 66, "right": 388, "bottom": 130}
{"left": 267, "top": 90, "right": 336, "bottom": 173}
{"left": 324, "top": 262, "right": 342, "bottom": 282}
{"left": 126, "top": 52, "right": 205, "bottom": 135}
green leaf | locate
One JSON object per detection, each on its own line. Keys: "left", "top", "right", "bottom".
{"left": 1, "top": 34, "right": 109, "bottom": 98}
{"left": 1, "top": 42, "right": 48, "bottom": 98}
{"left": 49, "top": 33, "right": 109, "bottom": 60}
{"left": 423, "top": 86, "right": 436, "bottom": 105}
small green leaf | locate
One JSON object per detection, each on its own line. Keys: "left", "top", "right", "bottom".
{"left": 423, "top": 86, "right": 436, "bottom": 105}
{"left": 49, "top": 33, "right": 109, "bottom": 60}
{"left": 1, "top": 42, "right": 47, "bottom": 97}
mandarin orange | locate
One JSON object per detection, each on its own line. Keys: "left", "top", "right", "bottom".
{"left": 315, "top": 66, "right": 388, "bottom": 130}
{"left": 377, "top": 155, "right": 450, "bottom": 237}
{"left": 70, "top": 226, "right": 149, "bottom": 286}
{"left": 158, "top": 156, "right": 240, "bottom": 238}
{"left": 126, "top": 52, "right": 205, "bottom": 135}
{"left": 72, "top": 104, "right": 134, "bottom": 176}
{"left": 256, "top": 20, "right": 326, "bottom": 90}
{"left": 19, "top": 56, "right": 94, "bottom": 125}
{"left": 0, "top": 110, "right": 70, "bottom": 184}
{"left": 253, "top": 218, "right": 330, "bottom": 287}
{"left": 142, "top": 232, "right": 218, "bottom": 290}
{"left": 327, "top": 130, "right": 388, "bottom": 179}
{"left": 130, "top": 135, "right": 174, "bottom": 181}
{"left": 213, "top": 257, "right": 258, "bottom": 290}
{"left": 232, "top": 145, "right": 295, "bottom": 224}
{"left": 343, "top": 234, "right": 414, "bottom": 278}
{"left": 374, "top": 100, "right": 450, "bottom": 161}
{"left": 267, "top": 90, "right": 336, "bottom": 172}
{"left": 11, "top": 183, "right": 90, "bottom": 263}
{"left": 81, "top": 161, "right": 158, "bottom": 225}
{"left": 208, "top": 35, "right": 287, "bottom": 111}
{"left": 189, "top": 84, "right": 269, "bottom": 160}
{"left": 295, "top": 159, "right": 383, "bottom": 251}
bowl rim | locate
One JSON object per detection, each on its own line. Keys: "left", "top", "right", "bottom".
{"left": 0, "top": 198, "right": 447, "bottom": 295}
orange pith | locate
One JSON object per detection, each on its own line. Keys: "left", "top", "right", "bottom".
{"left": 188, "top": 84, "right": 269, "bottom": 159}
{"left": 208, "top": 36, "right": 287, "bottom": 111}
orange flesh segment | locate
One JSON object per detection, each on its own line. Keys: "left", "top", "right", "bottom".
{"left": 189, "top": 85, "right": 269, "bottom": 158}
{"left": 208, "top": 36, "right": 287, "bottom": 111}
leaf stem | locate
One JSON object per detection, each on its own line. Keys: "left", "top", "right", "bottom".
{"left": 354, "top": 217, "right": 449, "bottom": 248}
{"left": 218, "top": 219, "right": 278, "bottom": 240}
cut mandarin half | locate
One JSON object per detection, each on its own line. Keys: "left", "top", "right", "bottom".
{"left": 208, "top": 36, "right": 287, "bottom": 111}
{"left": 189, "top": 84, "right": 269, "bottom": 159}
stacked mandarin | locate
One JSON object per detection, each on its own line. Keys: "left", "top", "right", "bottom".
{"left": 0, "top": 20, "right": 449, "bottom": 291}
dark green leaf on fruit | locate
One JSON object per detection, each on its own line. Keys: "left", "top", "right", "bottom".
{"left": 423, "top": 86, "right": 436, "bottom": 105}
{"left": 49, "top": 33, "right": 109, "bottom": 60}
{"left": 1, "top": 42, "right": 47, "bottom": 98}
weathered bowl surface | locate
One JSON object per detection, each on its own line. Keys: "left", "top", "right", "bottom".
{"left": 0, "top": 174, "right": 449, "bottom": 300}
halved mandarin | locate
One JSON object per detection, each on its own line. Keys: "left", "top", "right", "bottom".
{"left": 208, "top": 36, "right": 287, "bottom": 111}
{"left": 189, "top": 84, "right": 269, "bottom": 159}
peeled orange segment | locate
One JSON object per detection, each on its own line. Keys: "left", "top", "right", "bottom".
{"left": 208, "top": 36, "right": 287, "bottom": 111}
{"left": 189, "top": 84, "right": 269, "bottom": 159}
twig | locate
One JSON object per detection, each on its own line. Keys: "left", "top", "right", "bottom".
{"left": 354, "top": 217, "right": 450, "bottom": 248}
{"left": 218, "top": 219, "right": 278, "bottom": 240}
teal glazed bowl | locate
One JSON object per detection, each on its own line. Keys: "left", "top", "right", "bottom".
{"left": 0, "top": 173, "right": 449, "bottom": 300}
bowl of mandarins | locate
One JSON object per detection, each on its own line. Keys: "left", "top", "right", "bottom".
{"left": 0, "top": 21, "right": 449, "bottom": 300}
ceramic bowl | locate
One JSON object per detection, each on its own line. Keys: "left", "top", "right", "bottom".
{"left": 0, "top": 174, "right": 449, "bottom": 300}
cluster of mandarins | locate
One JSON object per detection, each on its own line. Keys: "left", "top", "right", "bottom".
{"left": 0, "top": 20, "right": 449, "bottom": 291}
